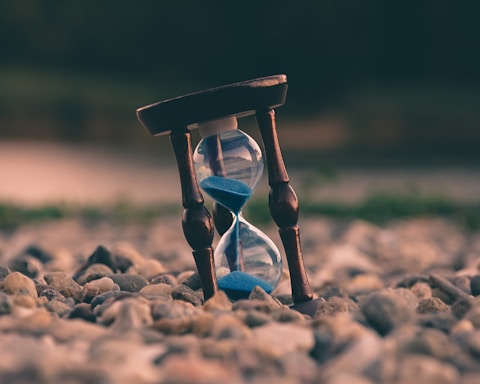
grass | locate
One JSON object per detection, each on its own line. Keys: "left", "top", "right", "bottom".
{"left": 2, "top": 194, "right": 480, "bottom": 232}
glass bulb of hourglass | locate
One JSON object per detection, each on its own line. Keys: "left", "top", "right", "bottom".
{"left": 193, "top": 116, "right": 282, "bottom": 298}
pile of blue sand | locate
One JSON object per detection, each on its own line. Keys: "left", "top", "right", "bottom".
{"left": 217, "top": 270, "right": 274, "bottom": 300}
{"left": 200, "top": 176, "right": 252, "bottom": 214}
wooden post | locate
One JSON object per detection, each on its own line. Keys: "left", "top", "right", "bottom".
{"left": 255, "top": 109, "right": 313, "bottom": 304}
{"left": 170, "top": 128, "right": 218, "bottom": 300}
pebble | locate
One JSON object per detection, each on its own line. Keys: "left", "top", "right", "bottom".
{"left": 139, "top": 283, "right": 173, "bottom": 297}
{"left": 361, "top": 290, "right": 414, "bottom": 335}
{"left": 0, "top": 266, "right": 10, "bottom": 281}
{"left": 416, "top": 297, "right": 450, "bottom": 314}
{"left": 74, "top": 263, "right": 114, "bottom": 285}
{"left": 203, "top": 290, "right": 233, "bottom": 312}
{"left": 411, "top": 281, "right": 433, "bottom": 300}
{"left": 171, "top": 284, "right": 203, "bottom": 306}
{"left": 252, "top": 323, "right": 315, "bottom": 358}
{"left": 128, "top": 259, "right": 166, "bottom": 281}
{"left": 0, "top": 292, "right": 12, "bottom": 315}
{"left": 0, "top": 271, "right": 38, "bottom": 299}
{"left": 86, "top": 245, "right": 117, "bottom": 272}
{"left": 470, "top": 275, "right": 480, "bottom": 296}
{"left": 107, "top": 274, "right": 147, "bottom": 292}
{"left": 43, "top": 272, "right": 82, "bottom": 301}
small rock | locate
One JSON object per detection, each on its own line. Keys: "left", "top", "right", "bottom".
{"left": 430, "top": 273, "right": 470, "bottom": 303}
{"left": 1, "top": 271, "right": 38, "bottom": 298}
{"left": 99, "top": 297, "right": 152, "bottom": 332}
{"left": 418, "top": 313, "right": 458, "bottom": 333}
{"left": 150, "top": 274, "right": 178, "bottom": 286}
{"left": 395, "top": 355, "right": 460, "bottom": 384}
{"left": 0, "top": 292, "right": 12, "bottom": 315}
{"left": 403, "top": 328, "right": 457, "bottom": 361}
{"left": 271, "top": 307, "right": 305, "bottom": 323}
{"left": 110, "top": 242, "right": 145, "bottom": 269}
{"left": 74, "top": 263, "right": 114, "bottom": 285}
{"left": 87, "top": 245, "right": 117, "bottom": 272}
{"left": 211, "top": 314, "right": 251, "bottom": 340}
{"left": 68, "top": 303, "right": 96, "bottom": 322}
{"left": 140, "top": 283, "right": 173, "bottom": 297}
{"left": 361, "top": 290, "right": 414, "bottom": 335}
{"left": 453, "top": 275, "right": 471, "bottom": 295}
{"left": 161, "top": 355, "right": 237, "bottom": 384}
{"left": 22, "top": 245, "right": 53, "bottom": 263}
{"left": 315, "top": 296, "right": 357, "bottom": 317}
{"left": 252, "top": 323, "right": 315, "bottom": 358}
{"left": 203, "top": 290, "right": 232, "bottom": 312}
{"left": 451, "top": 297, "right": 474, "bottom": 319}
{"left": 44, "top": 272, "right": 82, "bottom": 301}
{"left": 108, "top": 274, "right": 147, "bottom": 292}
{"left": 46, "top": 299, "right": 73, "bottom": 317}
{"left": 39, "top": 288, "right": 67, "bottom": 302}
{"left": 344, "top": 273, "right": 384, "bottom": 296}
{"left": 181, "top": 271, "right": 202, "bottom": 291}
{"left": 470, "top": 275, "right": 480, "bottom": 296}
{"left": 13, "top": 293, "right": 36, "bottom": 308}
{"left": 0, "top": 266, "right": 10, "bottom": 281}
{"left": 416, "top": 297, "right": 450, "bottom": 314}
{"left": 128, "top": 259, "right": 166, "bottom": 281}
{"left": 90, "top": 290, "right": 121, "bottom": 310}
{"left": 82, "top": 277, "right": 116, "bottom": 303}
{"left": 151, "top": 299, "right": 196, "bottom": 321}
{"left": 248, "top": 286, "right": 283, "bottom": 310}
{"left": 242, "top": 310, "right": 272, "bottom": 328}
{"left": 172, "top": 285, "right": 203, "bottom": 306}
{"left": 9, "top": 256, "right": 43, "bottom": 278}
{"left": 411, "top": 282, "right": 432, "bottom": 301}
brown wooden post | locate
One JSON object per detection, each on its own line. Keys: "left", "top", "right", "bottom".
{"left": 255, "top": 109, "right": 313, "bottom": 304}
{"left": 169, "top": 128, "right": 218, "bottom": 300}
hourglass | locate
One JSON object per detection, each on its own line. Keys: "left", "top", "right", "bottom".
{"left": 137, "top": 75, "right": 319, "bottom": 314}
{"left": 193, "top": 116, "right": 282, "bottom": 299}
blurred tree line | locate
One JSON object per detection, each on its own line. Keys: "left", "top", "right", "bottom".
{"left": 0, "top": 0, "right": 479, "bottom": 157}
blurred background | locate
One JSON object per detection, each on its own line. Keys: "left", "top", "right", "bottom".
{"left": 1, "top": 0, "right": 480, "bottom": 213}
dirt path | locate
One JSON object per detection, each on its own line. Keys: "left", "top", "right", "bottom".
{"left": 1, "top": 140, "right": 480, "bottom": 206}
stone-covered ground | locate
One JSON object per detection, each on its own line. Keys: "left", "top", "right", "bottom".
{"left": 1, "top": 216, "right": 480, "bottom": 383}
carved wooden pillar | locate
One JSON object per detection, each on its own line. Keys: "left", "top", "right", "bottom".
{"left": 169, "top": 128, "right": 218, "bottom": 300}
{"left": 256, "top": 109, "right": 313, "bottom": 304}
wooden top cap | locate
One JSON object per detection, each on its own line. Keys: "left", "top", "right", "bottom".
{"left": 136, "top": 74, "right": 288, "bottom": 136}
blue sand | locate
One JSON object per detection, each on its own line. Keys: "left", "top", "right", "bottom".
{"left": 218, "top": 271, "right": 274, "bottom": 295}
{"left": 200, "top": 176, "right": 252, "bottom": 214}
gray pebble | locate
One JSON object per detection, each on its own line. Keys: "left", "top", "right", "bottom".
{"left": 403, "top": 328, "right": 457, "bottom": 361}
{"left": 242, "top": 310, "right": 272, "bottom": 328}
{"left": 151, "top": 274, "right": 178, "bottom": 286}
{"left": 108, "top": 274, "right": 147, "bottom": 292}
{"left": 451, "top": 297, "right": 474, "bottom": 319}
{"left": 9, "top": 256, "right": 43, "bottom": 279}
{"left": 361, "top": 290, "right": 414, "bottom": 335}
{"left": 470, "top": 275, "right": 480, "bottom": 296}
{"left": 418, "top": 313, "right": 458, "bottom": 333}
{"left": 75, "top": 263, "right": 114, "bottom": 285}
{"left": 271, "top": 307, "right": 305, "bottom": 323}
{"left": 46, "top": 299, "right": 73, "bottom": 317}
{"left": 0, "top": 266, "right": 10, "bottom": 282}
{"left": 172, "top": 284, "right": 203, "bottom": 306}
{"left": 68, "top": 303, "right": 96, "bottom": 323}
{"left": 0, "top": 292, "right": 13, "bottom": 315}
{"left": 87, "top": 245, "right": 117, "bottom": 272}
{"left": 181, "top": 271, "right": 202, "bottom": 291}
{"left": 248, "top": 286, "right": 283, "bottom": 310}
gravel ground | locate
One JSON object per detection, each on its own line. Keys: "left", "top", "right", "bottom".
{"left": 1, "top": 216, "right": 480, "bottom": 383}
